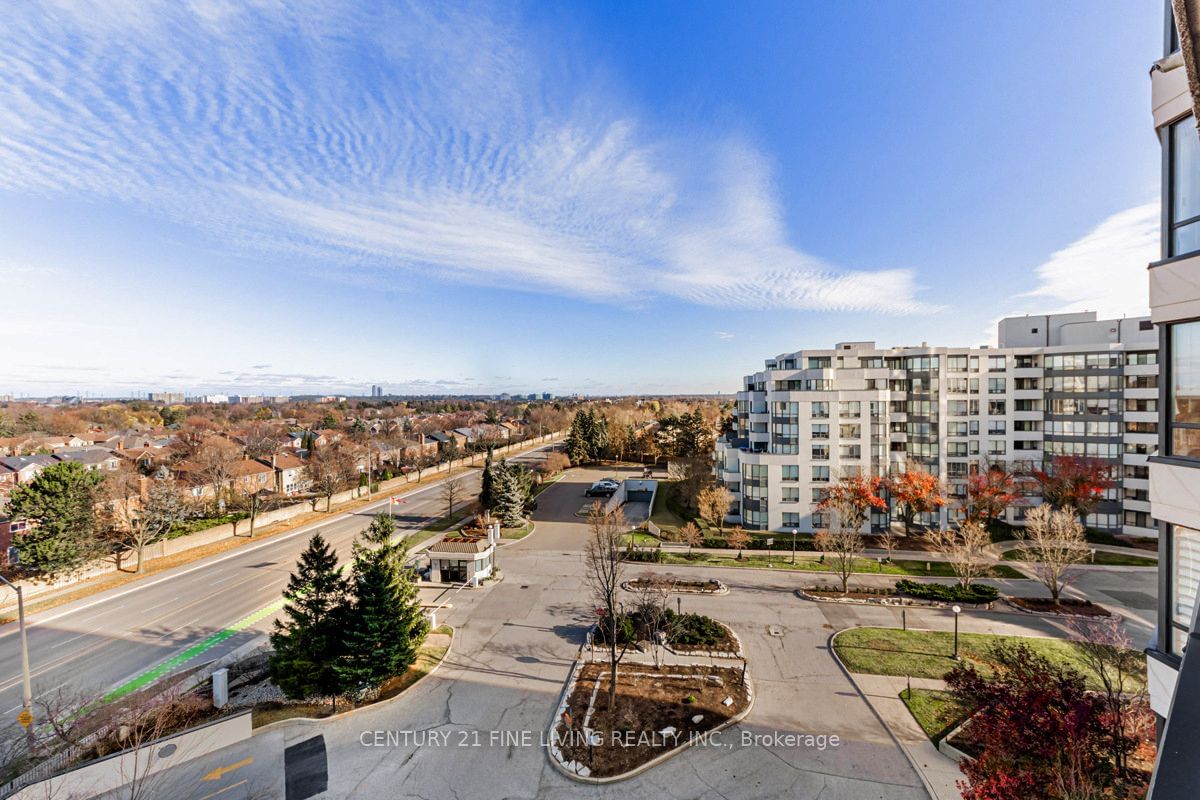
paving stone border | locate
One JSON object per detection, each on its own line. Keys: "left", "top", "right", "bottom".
{"left": 794, "top": 588, "right": 996, "bottom": 611}
{"left": 620, "top": 578, "right": 729, "bottom": 595}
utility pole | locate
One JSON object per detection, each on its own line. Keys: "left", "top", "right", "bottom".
{"left": 0, "top": 575, "right": 34, "bottom": 753}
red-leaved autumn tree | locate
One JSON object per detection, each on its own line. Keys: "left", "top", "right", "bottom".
{"left": 946, "top": 641, "right": 1146, "bottom": 800}
{"left": 815, "top": 474, "right": 887, "bottom": 534}
{"left": 966, "top": 464, "right": 1021, "bottom": 526}
{"left": 1031, "top": 455, "right": 1114, "bottom": 527}
{"left": 887, "top": 469, "right": 946, "bottom": 535}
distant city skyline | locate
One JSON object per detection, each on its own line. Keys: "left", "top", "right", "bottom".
{"left": 0, "top": 2, "right": 1158, "bottom": 396}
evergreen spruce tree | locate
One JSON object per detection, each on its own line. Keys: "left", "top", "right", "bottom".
{"left": 269, "top": 533, "right": 349, "bottom": 705}
{"left": 564, "top": 411, "right": 589, "bottom": 465}
{"left": 590, "top": 412, "right": 610, "bottom": 460}
{"left": 479, "top": 448, "right": 496, "bottom": 510}
{"left": 337, "top": 539, "right": 429, "bottom": 697}
{"left": 492, "top": 461, "right": 526, "bottom": 527}
{"left": 362, "top": 512, "right": 396, "bottom": 546}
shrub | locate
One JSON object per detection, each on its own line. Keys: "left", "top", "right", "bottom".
{"left": 895, "top": 579, "right": 998, "bottom": 604}
{"left": 625, "top": 549, "right": 663, "bottom": 563}
{"left": 670, "top": 611, "right": 727, "bottom": 646}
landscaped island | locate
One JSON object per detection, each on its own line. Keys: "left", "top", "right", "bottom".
{"left": 553, "top": 662, "right": 750, "bottom": 779}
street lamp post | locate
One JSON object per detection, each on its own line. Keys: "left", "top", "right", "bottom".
{"left": 952, "top": 604, "right": 962, "bottom": 660}
{"left": 0, "top": 575, "right": 34, "bottom": 752}
{"left": 791, "top": 528, "right": 798, "bottom": 564}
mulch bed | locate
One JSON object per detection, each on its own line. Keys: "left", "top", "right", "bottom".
{"left": 1006, "top": 597, "right": 1111, "bottom": 617}
{"left": 805, "top": 587, "right": 896, "bottom": 601}
{"left": 557, "top": 663, "right": 749, "bottom": 778}
{"left": 626, "top": 575, "right": 723, "bottom": 594}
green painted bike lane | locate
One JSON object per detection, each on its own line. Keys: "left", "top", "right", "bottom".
{"left": 103, "top": 598, "right": 286, "bottom": 702}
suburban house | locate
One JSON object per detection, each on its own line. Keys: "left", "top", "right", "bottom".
{"left": 0, "top": 436, "right": 40, "bottom": 457}
{"left": 0, "top": 516, "right": 27, "bottom": 566}
{"left": 259, "top": 452, "right": 309, "bottom": 495}
{"left": 0, "top": 455, "right": 58, "bottom": 486}
{"left": 53, "top": 448, "right": 122, "bottom": 472}
{"left": 116, "top": 448, "right": 162, "bottom": 472}
{"left": 172, "top": 457, "right": 276, "bottom": 500}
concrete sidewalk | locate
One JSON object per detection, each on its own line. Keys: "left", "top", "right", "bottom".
{"left": 850, "top": 673, "right": 964, "bottom": 800}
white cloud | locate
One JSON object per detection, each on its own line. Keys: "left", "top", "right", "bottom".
{"left": 1022, "top": 202, "right": 1157, "bottom": 318}
{"left": 0, "top": 1, "right": 933, "bottom": 315}
{"left": 715, "top": 331, "right": 736, "bottom": 340}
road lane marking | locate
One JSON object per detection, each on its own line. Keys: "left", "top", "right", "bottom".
{"left": 104, "top": 597, "right": 286, "bottom": 702}
{"left": 0, "top": 450, "right": 522, "bottom": 638}
{"left": 203, "top": 756, "right": 254, "bottom": 781}
{"left": 197, "top": 779, "right": 248, "bottom": 799}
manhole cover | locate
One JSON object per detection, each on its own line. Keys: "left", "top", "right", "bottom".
{"left": 520, "top": 585, "right": 530, "bottom": 589}
{"left": 768, "top": 625, "right": 783, "bottom": 637}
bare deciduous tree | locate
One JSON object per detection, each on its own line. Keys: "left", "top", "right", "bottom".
{"left": 439, "top": 474, "right": 467, "bottom": 521}
{"left": 584, "top": 502, "right": 630, "bottom": 708}
{"left": 1017, "top": 503, "right": 1089, "bottom": 602}
{"left": 1067, "top": 615, "right": 1153, "bottom": 778}
{"left": 307, "top": 441, "right": 359, "bottom": 512}
{"left": 632, "top": 581, "right": 680, "bottom": 668}
{"left": 875, "top": 528, "right": 901, "bottom": 562}
{"left": 814, "top": 527, "right": 864, "bottom": 595}
{"left": 192, "top": 436, "right": 242, "bottom": 511}
{"left": 105, "top": 473, "right": 186, "bottom": 573}
{"left": 237, "top": 421, "right": 286, "bottom": 460}
{"left": 925, "top": 519, "right": 992, "bottom": 589}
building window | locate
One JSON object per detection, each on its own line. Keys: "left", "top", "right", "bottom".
{"left": 811, "top": 466, "right": 830, "bottom": 482}
{"left": 781, "top": 487, "right": 800, "bottom": 503}
{"left": 988, "top": 355, "right": 1007, "bottom": 372}
{"left": 839, "top": 401, "right": 861, "bottom": 418}
{"left": 811, "top": 402, "right": 829, "bottom": 419}
{"left": 782, "top": 512, "right": 802, "bottom": 528}
{"left": 988, "top": 377, "right": 1006, "bottom": 394}
{"left": 1171, "top": 526, "right": 1200, "bottom": 655}
{"left": 1170, "top": 320, "right": 1200, "bottom": 458}
{"left": 781, "top": 465, "right": 800, "bottom": 482}
{"left": 811, "top": 424, "right": 829, "bottom": 439}
{"left": 1170, "top": 117, "right": 1200, "bottom": 257}
{"left": 811, "top": 444, "right": 829, "bottom": 460}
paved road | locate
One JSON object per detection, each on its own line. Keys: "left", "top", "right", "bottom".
{"left": 136, "top": 466, "right": 931, "bottom": 800}
{"left": 0, "top": 446, "right": 555, "bottom": 744}
{"left": 63, "top": 463, "right": 1161, "bottom": 799}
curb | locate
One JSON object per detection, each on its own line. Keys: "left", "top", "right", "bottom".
{"left": 251, "top": 627, "right": 455, "bottom": 734}
{"left": 827, "top": 629, "right": 942, "bottom": 800}
{"left": 664, "top": 622, "right": 744, "bottom": 659}
{"left": 544, "top": 657, "right": 755, "bottom": 784}
{"left": 795, "top": 588, "right": 995, "bottom": 611}
{"left": 1000, "top": 597, "right": 1113, "bottom": 619}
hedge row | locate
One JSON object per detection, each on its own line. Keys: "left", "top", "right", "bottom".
{"left": 894, "top": 579, "right": 999, "bottom": 604}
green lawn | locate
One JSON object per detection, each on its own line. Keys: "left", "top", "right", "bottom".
{"left": 834, "top": 627, "right": 1146, "bottom": 691}
{"left": 501, "top": 521, "right": 534, "bottom": 540}
{"left": 1002, "top": 548, "right": 1157, "bottom": 567}
{"left": 900, "top": 688, "right": 968, "bottom": 743}
{"left": 655, "top": 551, "right": 1024, "bottom": 579}
{"left": 621, "top": 531, "right": 662, "bottom": 547}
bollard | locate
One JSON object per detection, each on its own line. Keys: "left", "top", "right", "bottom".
{"left": 212, "top": 668, "right": 229, "bottom": 709}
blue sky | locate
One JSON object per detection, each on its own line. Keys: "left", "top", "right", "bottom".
{"left": 0, "top": 1, "right": 1162, "bottom": 397}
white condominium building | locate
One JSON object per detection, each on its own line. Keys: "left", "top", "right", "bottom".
{"left": 714, "top": 312, "right": 1158, "bottom": 537}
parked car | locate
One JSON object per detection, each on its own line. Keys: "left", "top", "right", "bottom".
{"left": 585, "top": 479, "right": 619, "bottom": 497}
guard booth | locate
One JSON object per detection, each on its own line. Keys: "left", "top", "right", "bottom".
{"left": 426, "top": 537, "right": 495, "bottom": 585}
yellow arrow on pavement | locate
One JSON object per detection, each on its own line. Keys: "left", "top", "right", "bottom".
{"left": 202, "top": 756, "right": 253, "bottom": 781}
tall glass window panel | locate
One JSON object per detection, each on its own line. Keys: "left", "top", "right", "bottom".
{"left": 1173, "top": 528, "right": 1200, "bottom": 653}
{"left": 1172, "top": 321, "right": 1200, "bottom": 457}
{"left": 1171, "top": 117, "right": 1200, "bottom": 256}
